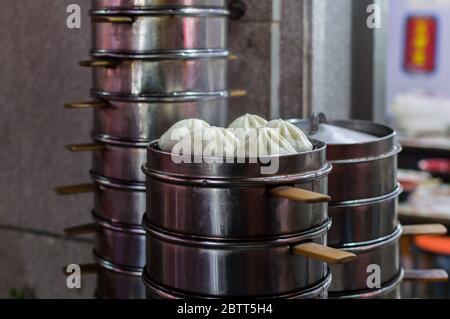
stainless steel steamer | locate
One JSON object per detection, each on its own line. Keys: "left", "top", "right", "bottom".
{"left": 67, "top": 136, "right": 147, "bottom": 183}
{"left": 81, "top": 51, "right": 228, "bottom": 96}
{"left": 329, "top": 226, "right": 402, "bottom": 292}
{"left": 92, "top": 173, "right": 146, "bottom": 226}
{"left": 66, "top": 92, "right": 228, "bottom": 143}
{"left": 143, "top": 269, "right": 333, "bottom": 299}
{"left": 329, "top": 270, "right": 404, "bottom": 299}
{"left": 291, "top": 117, "right": 401, "bottom": 202}
{"left": 63, "top": 215, "right": 147, "bottom": 269}
{"left": 290, "top": 116, "right": 402, "bottom": 245}
{"left": 327, "top": 186, "right": 402, "bottom": 246}
{"left": 67, "top": 0, "right": 233, "bottom": 300}
{"left": 144, "top": 220, "right": 336, "bottom": 297}
{"left": 94, "top": 215, "right": 146, "bottom": 268}
{"left": 55, "top": 177, "right": 146, "bottom": 227}
{"left": 91, "top": 8, "right": 229, "bottom": 55}
{"left": 95, "top": 255, "right": 145, "bottom": 299}
{"left": 92, "top": 0, "right": 227, "bottom": 10}
{"left": 143, "top": 140, "right": 332, "bottom": 239}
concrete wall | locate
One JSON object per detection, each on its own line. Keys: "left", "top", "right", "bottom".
{"left": 0, "top": 0, "right": 353, "bottom": 298}
{"left": 311, "top": 0, "right": 353, "bottom": 120}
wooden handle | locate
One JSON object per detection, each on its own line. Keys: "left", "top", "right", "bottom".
{"left": 79, "top": 60, "right": 118, "bottom": 68}
{"left": 66, "top": 143, "right": 105, "bottom": 152}
{"left": 228, "top": 54, "right": 238, "bottom": 61}
{"left": 230, "top": 90, "right": 247, "bottom": 97}
{"left": 291, "top": 243, "right": 356, "bottom": 264}
{"left": 55, "top": 183, "right": 96, "bottom": 195}
{"left": 65, "top": 101, "right": 109, "bottom": 109}
{"left": 270, "top": 186, "right": 331, "bottom": 204}
{"left": 64, "top": 223, "right": 97, "bottom": 237}
{"left": 402, "top": 224, "right": 447, "bottom": 236}
{"left": 404, "top": 269, "right": 448, "bottom": 283}
{"left": 63, "top": 264, "right": 98, "bottom": 275}
{"left": 92, "top": 16, "right": 135, "bottom": 23}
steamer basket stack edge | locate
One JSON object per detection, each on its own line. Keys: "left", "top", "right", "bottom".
{"left": 290, "top": 114, "right": 449, "bottom": 299}
{"left": 56, "top": 0, "right": 239, "bottom": 299}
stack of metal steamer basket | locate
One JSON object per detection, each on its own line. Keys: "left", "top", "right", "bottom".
{"left": 290, "top": 113, "right": 448, "bottom": 299}
{"left": 59, "top": 0, "right": 232, "bottom": 299}
{"left": 142, "top": 138, "right": 359, "bottom": 299}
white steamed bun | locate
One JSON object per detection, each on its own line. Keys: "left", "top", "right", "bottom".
{"left": 236, "top": 127, "right": 297, "bottom": 157}
{"left": 170, "top": 126, "right": 240, "bottom": 158}
{"left": 266, "top": 119, "right": 313, "bottom": 152}
{"left": 159, "top": 119, "right": 210, "bottom": 152}
{"left": 228, "top": 114, "right": 268, "bottom": 131}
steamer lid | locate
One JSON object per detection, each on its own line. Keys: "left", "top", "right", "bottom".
{"left": 291, "top": 113, "right": 378, "bottom": 145}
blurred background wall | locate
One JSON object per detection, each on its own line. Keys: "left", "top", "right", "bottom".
{"left": 0, "top": 0, "right": 357, "bottom": 298}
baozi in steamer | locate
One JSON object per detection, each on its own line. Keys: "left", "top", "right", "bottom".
{"left": 201, "top": 127, "right": 240, "bottom": 157}
{"left": 237, "top": 127, "right": 297, "bottom": 157}
{"left": 266, "top": 119, "right": 313, "bottom": 152}
{"left": 228, "top": 114, "right": 268, "bottom": 131}
{"left": 159, "top": 119, "right": 210, "bottom": 153}
{"left": 177, "top": 126, "right": 240, "bottom": 158}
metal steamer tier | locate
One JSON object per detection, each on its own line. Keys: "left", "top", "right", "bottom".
{"left": 95, "top": 255, "right": 145, "bottom": 299}
{"left": 67, "top": 91, "right": 228, "bottom": 144}
{"left": 142, "top": 140, "right": 356, "bottom": 298}
{"left": 143, "top": 269, "right": 333, "bottom": 299}
{"left": 92, "top": 173, "right": 146, "bottom": 227}
{"left": 143, "top": 221, "right": 332, "bottom": 297}
{"left": 329, "top": 269, "right": 405, "bottom": 299}
{"left": 144, "top": 139, "right": 331, "bottom": 239}
{"left": 81, "top": 51, "right": 229, "bottom": 97}
{"left": 91, "top": 0, "right": 227, "bottom": 10}
{"left": 90, "top": 8, "right": 229, "bottom": 56}
{"left": 93, "top": 214, "right": 146, "bottom": 269}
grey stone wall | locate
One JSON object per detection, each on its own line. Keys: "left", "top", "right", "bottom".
{"left": 0, "top": 0, "right": 353, "bottom": 298}
{"left": 0, "top": 0, "right": 95, "bottom": 299}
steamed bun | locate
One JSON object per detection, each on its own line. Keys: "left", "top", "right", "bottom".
{"left": 169, "top": 126, "right": 240, "bottom": 158}
{"left": 228, "top": 114, "right": 268, "bottom": 131}
{"left": 266, "top": 119, "right": 313, "bottom": 152}
{"left": 236, "top": 127, "right": 297, "bottom": 157}
{"left": 159, "top": 119, "right": 210, "bottom": 152}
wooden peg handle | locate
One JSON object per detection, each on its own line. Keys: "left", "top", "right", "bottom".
{"left": 79, "top": 60, "right": 118, "bottom": 68}
{"left": 228, "top": 54, "right": 238, "bottom": 61}
{"left": 92, "top": 16, "right": 135, "bottom": 23}
{"left": 402, "top": 224, "right": 447, "bottom": 236}
{"left": 54, "top": 183, "right": 96, "bottom": 195}
{"left": 270, "top": 186, "right": 331, "bottom": 204}
{"left": 291, "top": 243, "right": 356, "bottom": 264}
{"left": 65, "top": 143, "right": 105, "bottom": 152}
{"left": 64, "top": 223, "right": 97, "bottom": 237}
{"left": 229, "top": 90, "right": 247, "bottom": 97}
{"left": 65, "top": 101, "right": 109, "bottom": 109}
{"left": 404, "top": 269, "right": 448, "bottom": 283}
